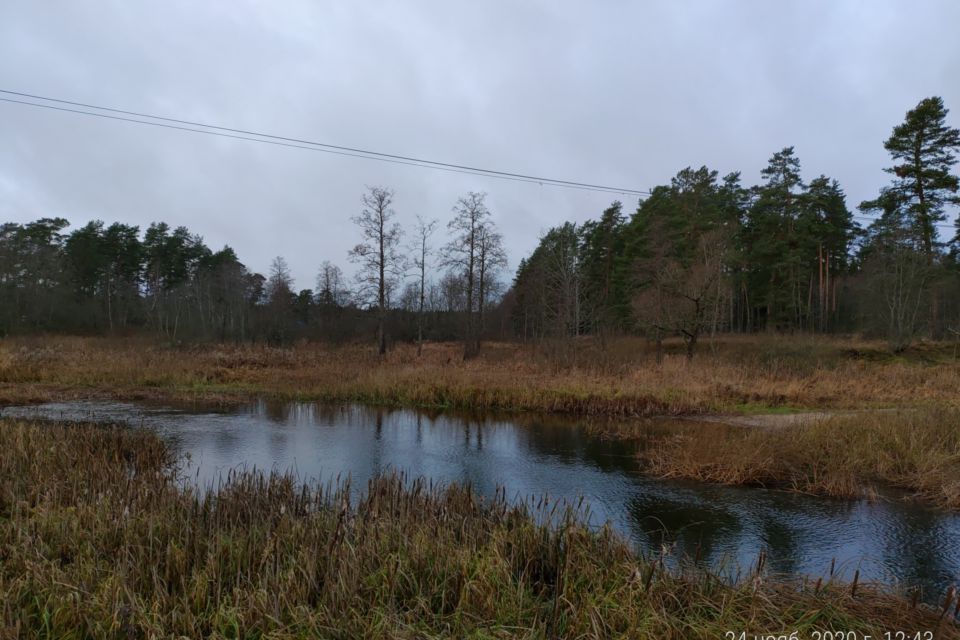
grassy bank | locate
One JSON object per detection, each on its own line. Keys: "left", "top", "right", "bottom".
{"left": 642, "top": 409, "right": 960, "bottom": 508}
{"left": 1, "top": 419, "right": 956, "bottom": 638}
{"left": 2, "top": 335, "right": 959, "bottom": 416}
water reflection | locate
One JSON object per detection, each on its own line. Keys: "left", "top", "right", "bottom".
{"left": 3, "top": 399, "right": 958, "bottom": 599}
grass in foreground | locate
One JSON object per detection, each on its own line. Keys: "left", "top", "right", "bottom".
{"left": 1, "top": 419, "right": 957, "bottom": 638}
{"left": 642, "top": 408, "right": 960, "bottom": 508}
{"left": 1, "top": 335, "right": 960, "bottom": 416}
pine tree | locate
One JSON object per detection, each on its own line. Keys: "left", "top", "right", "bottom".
{"left": 744, "top": 147, "right": 805, "bottom": 330}
{"left": 801, "top": 176, "right": 854, "bottom": 331}
{"left": 579, "top": 201, "right": 627, "bottom": 340}
{"left": 874, "top": 96, "right": 959, "bottom": 259}
{"left": 859, "top": 97, "right": 960, "bottom": 340}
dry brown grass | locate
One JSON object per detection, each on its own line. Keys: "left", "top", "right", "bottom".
{"left": 2, "top": 418, "right": 956, "bottom": 638}
{"left": 1, "top": 334, "right": 959, "bottom": 416}
{"left": 642, "top": 409, "right": 960, "bottom": 508}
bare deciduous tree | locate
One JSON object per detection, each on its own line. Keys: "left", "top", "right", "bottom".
{"left": 476, "top": 222, "right": 507, "bottom": 349}
{"left": 863, "top": 237, "right": 931, "bottom": 352}
{"left": 444, "top": 191, "right": 491, "bottom": 359}
{"left": 316, "top": 260, "right": 349, "bottom": 307}
{"left": 265, "top": 256, "right": 294, "bottom": 345}
{"left": 634, "top": 229, "right": 730, "bottom": 360}
{"left": 349, "top": 186, "right": 404, "bottom": 356}
{"left": 437, "top": 271, "right": 466, "bottom": 313}
{"left": 411, "top": 215, "right": 439, "bottom": 356}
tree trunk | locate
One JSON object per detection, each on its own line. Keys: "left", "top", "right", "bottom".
{"left": 463, "top": 230, "right": 477, "bottom": 360}
{"left": 417, "top": 257, "right": 425, "bottom": 357}
{"left": 378, "top": 213, "right": 387, "bottom": 356}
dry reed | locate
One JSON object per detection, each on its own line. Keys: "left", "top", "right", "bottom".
{"left": 2, "top": 335, "right": 959, "bottom": 416}
{"left": 642, "top": 409, "right": 960, "bottom": 508}
{"left": 0, "top": 418, "right": 955, "bottom": 638}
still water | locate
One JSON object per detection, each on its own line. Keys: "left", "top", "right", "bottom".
{"left": 3, "top": 399, "right": 958, "bottom": 598}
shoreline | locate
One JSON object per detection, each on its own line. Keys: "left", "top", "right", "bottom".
{"left": 4, "top": 391, "right": 960, "bottom": 515}
{"left": 2, "top": 336, "right": 960, "bottom": 512}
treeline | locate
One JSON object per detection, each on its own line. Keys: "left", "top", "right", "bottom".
{"left": 510, "top": 96, "right": 960, "bottom": 354}
{"left": 2, "top": 97, "right": 958, "bottom": 355}
{"left": 0, "top": 190, "right": 508, "bottom": 350}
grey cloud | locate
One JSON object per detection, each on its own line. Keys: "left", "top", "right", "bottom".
{"left": 1, "top": 0, "right": 958, "bottom": 288}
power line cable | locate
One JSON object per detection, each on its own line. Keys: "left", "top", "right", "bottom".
{"left": 0, "top": 89, "right": 649, "bottom": 197}
{"left": 2, "top": 96, "right": 617, "bottom": 193}
{"left": 4, "top": 89, "right": 956, "bottom": 224}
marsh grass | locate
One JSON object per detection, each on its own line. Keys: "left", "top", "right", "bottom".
{"left": 643, "top": 409, "right": 960, "bottom": 508}
{"left": 1, "top": 335, "right": 959, "bottom": 416}
{"left": 0, "top": 419, "right": 957, "bottom": 638}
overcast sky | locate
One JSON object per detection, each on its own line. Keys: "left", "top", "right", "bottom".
{"left": 2, "top": 1, "right": 959, "bottom": 289}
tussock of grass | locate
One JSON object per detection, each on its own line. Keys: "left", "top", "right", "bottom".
{"left": 643, "top": 409, "right": 960, "bottom": 507}
{"left": 2, "top": 335, "right": 960, "bottom": 416}
{"left": 0, "top": 419, "right": 955, "bottom": 638}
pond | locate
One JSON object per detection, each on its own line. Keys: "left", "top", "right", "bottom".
{"left": 3, "top": 399, "right": 958, "bottom": 599}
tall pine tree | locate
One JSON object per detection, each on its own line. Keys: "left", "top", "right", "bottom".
{"left": 867, "top": 96, "right": 959, "bottom": 259}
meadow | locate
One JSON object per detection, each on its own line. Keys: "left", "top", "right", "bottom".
{"left": 1, "top": 334, "right": 958, "bottom": 415}
{"left": 1, "top": 418, "right": 955, "bottom": 638}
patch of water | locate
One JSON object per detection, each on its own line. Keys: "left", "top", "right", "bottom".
{"left": 4, "top": 399, "right": 957, "bottom": 598}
